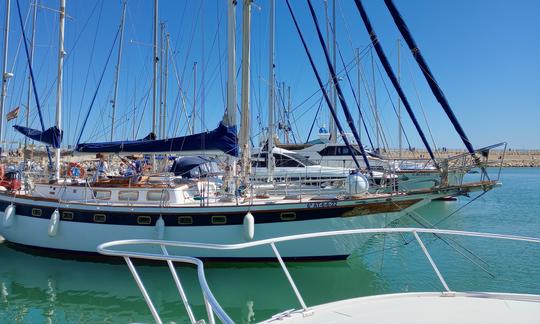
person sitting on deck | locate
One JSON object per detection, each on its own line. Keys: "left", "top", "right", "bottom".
{"left": 120, "top": 156, "right": 140, "bottom": 183}
{"left": 93, "top": 154, "right": 109, "bottom": 181}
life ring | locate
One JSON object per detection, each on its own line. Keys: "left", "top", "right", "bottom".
{"left": 67, "top": 162, "right": 85, "bottom": 178}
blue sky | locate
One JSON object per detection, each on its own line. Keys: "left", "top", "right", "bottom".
{"left": 1, "top": 0, "right": 539, "bottom": 151}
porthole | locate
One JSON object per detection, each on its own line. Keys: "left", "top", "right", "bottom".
{"left": 280, "top": 212, "right": 296, "bottom": 221}
{"left": 61, "top": 211, "right": 74, "bottom": 220}
{"left": 178, "top": 216, "right": 193, "bottom": 225}
{"left": 211, "top": 215, "right": 227, "bottom": 225}
{"left": 137, "top": 216, "right": 152, "bottom": 225}
{"left": 31, "top": 208, "right": 42, "bottom": 217}
{"left": 93, "top": 214, "right": 106, "bottom": 223}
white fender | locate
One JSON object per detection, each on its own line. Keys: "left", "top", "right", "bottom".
{"left": 243, "top": 212, "right": 255, "bottom": 241}
{"left": 2, "top": 204, "right": 15, "bottom": 228}
{"left": 346, "top": 172, "right": 369, "bottom": 195}
{"left": 155, "top": 216, "right": 165, "bottom": 240}
{"left": 48, "top": 209, "right": 60, "bottom": 237}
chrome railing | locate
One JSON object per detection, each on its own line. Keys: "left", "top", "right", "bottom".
{"left": 97, "top": 227, "right": 540, "bottom": 324}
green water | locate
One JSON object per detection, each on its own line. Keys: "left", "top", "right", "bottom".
{"left": 1, "top": 168, "right": 539, "bottom": 323}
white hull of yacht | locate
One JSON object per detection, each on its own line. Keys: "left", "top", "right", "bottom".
{"left": 0, "top": 180, "right": 497, "bottom": 258}
{"left": 0, "top": 207, "right": 412, "bottom": 259}
{"left": 0, "top": 193, "right": 437, "bottom": 259}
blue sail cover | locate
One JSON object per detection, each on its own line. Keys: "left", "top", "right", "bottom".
{"left": 75, "top": 122, "right": 238, "bottom": 156}
{"left": 14, "top": 125, "right": 63, "bottom": 149}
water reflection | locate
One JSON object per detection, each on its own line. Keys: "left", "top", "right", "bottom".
{"left": 0, "top": 244, "right": 384, "bottom": 323}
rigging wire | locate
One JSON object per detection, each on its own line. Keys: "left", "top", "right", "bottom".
{"left": 374, "top": 57, "right": 412, "bottom": 150}
{"left": 75, "top": 28, "right": 120, "bottom": 147}
{"left": 14, "top": 0, "right": 53, "bottom": 167}
{"left": 405, "top": 60, "right": 440, "bottom": 154}
{"left": 354, "top": 0, "right": 437, "bottom": 165}
{"left": 72, "top": 0, "right": 104, "bottom": 144}
{"left": 306, "top": 0, "right": 373, "bottom": 171}
{"left": 331, "top": 24, "right": 375, "bottom": 151}
{"left": 285, "top": 0, "right": 362, "bottom": 169}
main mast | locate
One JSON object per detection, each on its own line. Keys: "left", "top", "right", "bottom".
{"left": 266, "top": 0, "right": 275, "bottom": 181}
{"left": 163, "top": 32, "right": 169, "bottom": 139}
{"left": 239, "top": 0, "right": 251, "bottom": 183}
{"left": 325, "top": 0, "right": 337, "bottom": 144}
{"left": 152, "top": 0, "right": 158, "bottom": 138}
{"left": 0, "top": 0, "right": 11, "bottom": 151}
{"left": 24, "top": 0, "right": 38, "bottom": 159}
{"left": 54, "top": 0, "right": 66, "bottom": 180}
{"left": 225, "top": 0, "right": 237, "bottom": 128}
{"left": 110, "top": 0, "right": 126, "bottom": 141}
{"left": 224, "top": 0, "right": 237, "bottom": 191}
{"left": 331, "top": 0, "right": 337, "bottom": 144}
{"left": 397, "top": 38, "right": 402, "bottom": 158}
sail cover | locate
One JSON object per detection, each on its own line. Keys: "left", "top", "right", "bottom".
{"left": 75, "top": 122, "right": 238, "bottom": 156}
{"left": 13, "top": 125, "right": 63, "bottom": 149}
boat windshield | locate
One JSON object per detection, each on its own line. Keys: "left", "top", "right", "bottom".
{"left": 283, "top": 153, "right": 316, "bottom": 166}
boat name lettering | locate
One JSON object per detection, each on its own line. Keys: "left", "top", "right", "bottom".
{"left": 307, "top": 201, "right": 337, "bottom": 209}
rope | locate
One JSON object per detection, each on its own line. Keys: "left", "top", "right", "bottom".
{"left": 285, "top": 0, "right": 362, "bottom": 169}
{"left": 374, "top": 58, "right": 412, "bottom": 150}
{"left": 332, "top": 26, "right": 375, "bottom": 151}
{"left": 354, "top": 0, "right": 438, "bottom": 167}
{"left": 15, "top": 0, "right": 53, "bottom": 168}
{"left": 75, "top": 27, "right": 120, "bottom": 147}
{"left": 306, "top": 0, "right": 373, "bottom": 173}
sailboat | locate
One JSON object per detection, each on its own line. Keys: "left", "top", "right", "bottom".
{"left": 0, "top": 0, "right": 497, "bottom": 258}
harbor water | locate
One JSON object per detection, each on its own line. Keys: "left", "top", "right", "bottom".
{"left": 1, "top": 168, "right": 539, "bottom": 323}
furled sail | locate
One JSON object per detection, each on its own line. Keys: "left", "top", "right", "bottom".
{"left": 13, "top": 125, "right": 63, "bottom": 149}
{"left": 75, "top": 122, "right": 238, "bottom": 156}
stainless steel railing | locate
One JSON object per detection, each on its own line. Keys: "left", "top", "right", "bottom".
{"left": 97, "top": 227, "right": 540, "bottom": 324}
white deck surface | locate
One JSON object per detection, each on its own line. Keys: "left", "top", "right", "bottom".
{"left": 263, "top": 292, "right": 540, "bottom": 323}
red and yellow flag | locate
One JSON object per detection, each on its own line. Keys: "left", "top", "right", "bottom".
{"left": 6, "top": 106, "right": 19, "bottom": 121}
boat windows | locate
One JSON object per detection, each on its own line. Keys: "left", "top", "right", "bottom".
{"left": 211, "top": 215, "right": 227, "bottom": 225}
{"left": 280, "top": 212, "right": 296, "bottom": 221}
{"left": 275, "top": 154, "right": 303, "bottom": 168}
{"left": 147, "top": 190, "right": 170, "bottom": 202}
{"left": 137, "top": 216, "right": 152, "bottom": 225}
{"left": 31, "top": 208, "right": 42, "bottom": 217}
{"left": 119, "top": 190, "right": 139, "bottom": 201}
{"left": 93, "top": 190, "right": 112, "bottom": 200}
{"left": 286, "top": 153, "right": 316, "bottom": 166}
{"left": 318, "top": 145, "right": 361, "bottom": 156}
{"left": 93, "top": 214, "right": 106, "bottom": 223}
{"left": 61, "top": 211, "right": 74, "bottom": 220}
{"left": 178, "top": 216, "right": 193, "bottom": 225}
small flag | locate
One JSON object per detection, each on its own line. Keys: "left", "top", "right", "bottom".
{"left": 6, "top": 106, "right": 19, "bottom": 121}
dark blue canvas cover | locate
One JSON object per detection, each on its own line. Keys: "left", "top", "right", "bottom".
{"left": 13, "top": 125, "right": 63, "bottom": 149}
{"left": 75, "top": 122, "right": 238, "bottom": 156}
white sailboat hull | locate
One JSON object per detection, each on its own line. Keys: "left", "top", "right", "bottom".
{"left": 0, "top": 194, "right": 432, "bottom": 259}
{"left": 0, "top": 209, "right": 410, "bottom": 258}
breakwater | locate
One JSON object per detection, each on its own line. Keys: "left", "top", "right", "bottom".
{"left": 385, "top": 149, "right": 540, "bottom": 167}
